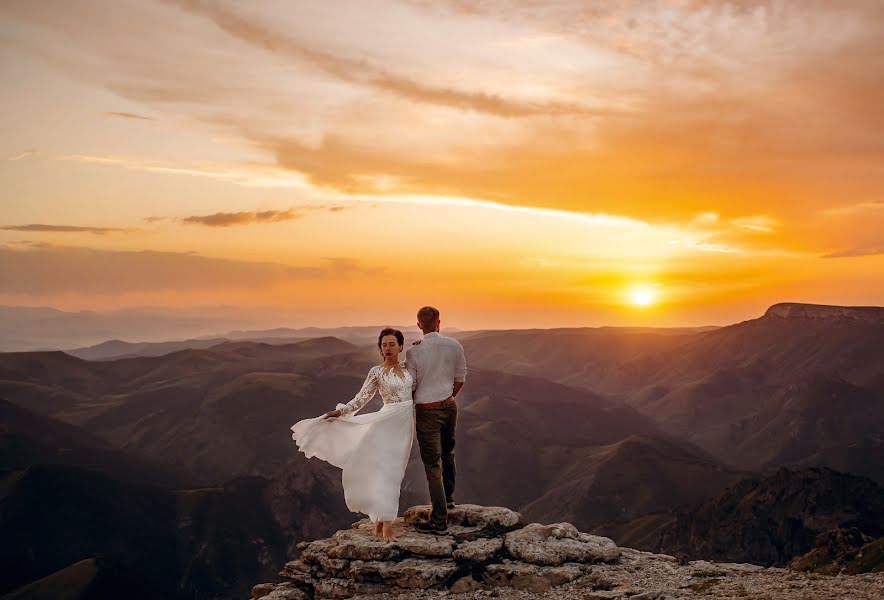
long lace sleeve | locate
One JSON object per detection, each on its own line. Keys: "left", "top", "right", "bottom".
{"left": 339, "top": 367, "right": 379, "bottom": 416}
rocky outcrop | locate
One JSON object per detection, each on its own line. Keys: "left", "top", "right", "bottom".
{"left": 764, "top": 302, "right": 884, "bottom": 322}
{"left": 251, "top": 504, "right": 621, "bottom": 599}
{"left": 790, "top": 528, "right": 884, "bottom": 575}
{"left": 251, "top": 538, "right": 884, "bottom": 599}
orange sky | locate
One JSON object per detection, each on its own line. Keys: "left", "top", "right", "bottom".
{"left": 1, "top": 0, "right": 882, "bottom": 329}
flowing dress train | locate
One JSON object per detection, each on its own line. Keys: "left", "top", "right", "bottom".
{"left": 290, "top": 364, "right": 414, "bottom": 522}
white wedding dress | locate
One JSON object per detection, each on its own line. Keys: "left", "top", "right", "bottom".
{"left": 290, "top": 364, "right": 415, "bottom": 522}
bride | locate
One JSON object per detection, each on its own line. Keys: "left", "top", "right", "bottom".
{"left": 290, "top": 327, "right": 414, "bottom": 542}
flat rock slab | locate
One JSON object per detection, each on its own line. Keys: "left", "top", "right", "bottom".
{"left": 349, "top": 519, "right": 456, "bottom": 557}
{"left": 349, "top": 558, "right": 458, "bottom": 589}
{"left": 505, "top": 522, "right": 620, "bottom": 565}
{"left": 484, "top": 560, "right": 587, "bottom": 592}
{"left": 328, "top": 530, "right": 403, "bottom": 561}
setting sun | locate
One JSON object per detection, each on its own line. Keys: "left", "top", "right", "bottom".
{"left": 629, "top": 286, "right": 657, "bottom": 307}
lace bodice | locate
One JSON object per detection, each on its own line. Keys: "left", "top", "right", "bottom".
{"left": 339, "top": 364, "right": 414, "bottom": 416}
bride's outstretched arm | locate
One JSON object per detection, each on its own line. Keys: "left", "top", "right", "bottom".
{"left": 337, "top": 367, "right": 380, "bottom": 416}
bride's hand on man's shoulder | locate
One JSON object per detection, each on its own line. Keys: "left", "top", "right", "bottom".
{"left": 323, "top": 409, "right": 342, "bottom": 419}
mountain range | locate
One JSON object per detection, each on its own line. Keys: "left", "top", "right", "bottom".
{"left": 0, "top": 302, "right": 881, "bottom": 597}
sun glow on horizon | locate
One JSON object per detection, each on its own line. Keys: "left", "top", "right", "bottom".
{"left": 628, "top": 285, "right": 658, "bottom": 307}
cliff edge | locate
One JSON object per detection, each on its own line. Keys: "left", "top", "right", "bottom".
{"left": 249, "top": 504, "right": 884, "bottom": 600}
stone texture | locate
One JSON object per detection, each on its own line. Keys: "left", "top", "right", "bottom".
{"left": 505, "top": 523, "right": 620, "bottom": 565}
{"left": 252, "top": 581, "right": 309, "bottom": 600}
{"left": 349, "top": 558, "right": 458, "bottom": 588}
{"left": 299, "top": 538, "right": 337, "bottom": 564}
{"left": 251, "top": 583, "right": 275, "bottom": 599}
{"left": 328, "top": 529, "right": 402, "bottom": 560}
{"left": 452, "top": 536, "right": 504, "bottom": 562}
{"left": 312, "top": 578, "right": 391, "bottom": 598}
{"left": 449, "top": 574, "right": 484, "bottom": 593}
{"left": 279, "top": 560, "right": 315, "bottom": 584}
{"left": 484, "top": 560, "right": 586, "bottom": 592}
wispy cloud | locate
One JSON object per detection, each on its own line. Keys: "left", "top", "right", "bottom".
{"left": 3, "top": 0, "right": 883, "bottom": 262}
{"left": 162, "top": 0, "right": 616, "bottom": 118}
{"left": 822, "top": 246, "right": 884, "bottom": 259}
{"left": 1, "top": 224, "right": 128, "bottom": 235}
{"left": 731, "top": 215, "right": 778, "bottom": 233}
{"left": 6, "top": 148, "right": 36, "bottom": 161}
{"left": 101, "top": 111, "right": 154, "bottom": 120}
{"left": 822, "top": 201, "right": 884, "bottom": 217}
{"left": 144, "top": 203, "right": 354, "bottom": 226}
{"left": 0, "top": 243, "right": 379, "bottom": 294}
{"left": 180, "top": 209, "right": 301, "bottom": 227}
{"left": 60, "top": 154, "right": 312, "bottom": 188}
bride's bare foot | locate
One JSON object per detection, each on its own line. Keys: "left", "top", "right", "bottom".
{"left": 374, "top": 522, "right": 384, "bottom": 539}
{"left": 382, "top": 521, "right": 395, "bottom": 542}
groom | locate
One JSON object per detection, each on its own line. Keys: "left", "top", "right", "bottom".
{"left": 406, "top": 306, "right": 467, "bottom": 535}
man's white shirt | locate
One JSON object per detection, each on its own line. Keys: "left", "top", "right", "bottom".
{"left": 405, "top": 332, "right": 467, "bottom": 404}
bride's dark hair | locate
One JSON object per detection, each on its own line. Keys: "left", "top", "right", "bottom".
{"left": 377, "top": 327, "right": 404, "bottom": 349}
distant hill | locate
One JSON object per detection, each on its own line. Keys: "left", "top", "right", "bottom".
{"left": 520, "top": 434, "right": 746, "bottom": 532}
{"left": 66, "top": 337, "right": 231, "bottom": 361}
{"left": 0, "top": 398, "right": 185, "bottom": 487}
{"left": 0, "top": 305, "right": 286, "bottom": 352}
{"left": 461, "top": 303, "right": 884, "bottom": 478}
{"left": 0, "top": 342, "right": 663, "bottom": 509}
{"left": 414, "top": 368, "right": 662, "bottom": 510}
{"left": 0, "top": 460, "right": 351, "bottom": 600}
{"left": 656, "top": 467, "right": 884, "bottom": 566}
{"left": 66, "top": 335, "right": 364, "bottom": 361}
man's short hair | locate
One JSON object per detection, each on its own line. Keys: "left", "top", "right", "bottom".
{"left": 417, "top": 306, "right": 440, "bottom": 330}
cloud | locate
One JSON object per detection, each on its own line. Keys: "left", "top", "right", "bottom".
{"left": 731, "top": 216, "right": 777, "bottom": 233}
{"left": 180, "top": 209, "right": 301, "bottom": 227}
{"left": 6, "top": 148, "right": 36, "bottom": 161}
{"left": 0, "top": 244, "right": 377, "bottom": 294}
{"left": 162, "top": 0, "right": 615, "bottom": 118}
{"left": 143, "top": 204, "right": 354, "bottom": 226}
{"left": 822, "top": 201, "right": 884, "bottom": 217}
{"left": 4, "top": 0, "right": 884, "bottom": 256}
{"left": 822, "top": 246, "right": 884, "bottom": 259}
{"left": 101, "top": 111, "right": 154, "bottom": 120}
{"left": 60, "top": 154, "right": 312, "bottom": 188}
{"left": 1, "top": 224, "right": 128, "bottom": 235}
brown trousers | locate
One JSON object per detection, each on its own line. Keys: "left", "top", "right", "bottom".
{"left": 415, "top": 403, "right": 457, "bottom": 526}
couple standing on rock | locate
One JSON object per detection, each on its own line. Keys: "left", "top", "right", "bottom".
{"left": 291, "top": 306, "right": 466, "bottom": 542}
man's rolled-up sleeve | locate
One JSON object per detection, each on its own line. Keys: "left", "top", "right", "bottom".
{"left": 454, "top": 342, "right": 467, "bottom": 383}
{"left": 405, "top": 346, "right": 418, "bottom": 390}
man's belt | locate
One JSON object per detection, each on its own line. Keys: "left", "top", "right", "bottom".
{"left": 415, "top": 397, "right": 456, "bottom": 410}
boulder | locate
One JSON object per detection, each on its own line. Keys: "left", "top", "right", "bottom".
{"left": 453, "top": 536, "right": 504, "bottom": 562}
{"left": 505, "top": 522, "right": 620, "bottom": 565}
{"left": 251, "top": 581, "right": 309, "bottom": 600}
{"left": 449, "top": 574, "right": 484, "bottom": 593}
{"left": 279, "top": 560, "right": 314, "bottom": 584}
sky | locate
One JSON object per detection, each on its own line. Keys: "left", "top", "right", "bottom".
{"left": 1, "top": 0, "right": 882, "bottom": 329}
